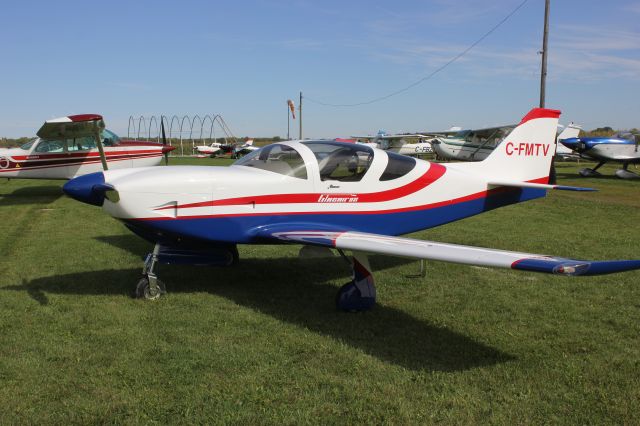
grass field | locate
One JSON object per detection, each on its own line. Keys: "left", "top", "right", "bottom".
{"left": 0, "top": 159, "right": 639, "bottom": 424}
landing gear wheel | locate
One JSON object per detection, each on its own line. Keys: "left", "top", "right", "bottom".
{"left": 135, "top": 276, "right": 165, "bottom": 300}
{"left": 335, "top": 280, "right": 375, "bottom": 312}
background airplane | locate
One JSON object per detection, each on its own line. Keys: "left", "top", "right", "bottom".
{"left": 351, "top": 130, "right": 434, "bottom": 156}
{"left": 560, "top": 132, "right": 640, "bottom": 179}
{"left": 63, "top": 108, "right": 640, "bottom": 311}
{"left": 194, "top": 141, "right": 223, "bottom": 157}
{"left": 0, "top": 114, "right": 174, "bottom": 179}
{"left": 431, "top": 122, "right": 581, "bottom": 161}
{"left": 553, "top": 123, "right": 582, "bottom": 159}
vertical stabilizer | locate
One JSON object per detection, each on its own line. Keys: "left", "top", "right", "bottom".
{"left": 457, "top": 108, "right": 561, "bottom": 183}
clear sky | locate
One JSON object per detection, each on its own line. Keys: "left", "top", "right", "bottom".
{"left": 1, "top": 0, "right": 638, "bottom": 138}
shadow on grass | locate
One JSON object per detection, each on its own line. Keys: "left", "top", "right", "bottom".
{"left": 4, "top": 248, "right": 514, "bottom": 372}
{"left": 0, "top": 185, "right": 63, "bottom": 206}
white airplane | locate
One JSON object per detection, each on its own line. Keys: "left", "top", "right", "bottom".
{"left": 431, "top": 122, "right": 581, "bottom": 162}
{"left": 352, "top": 131, "right": 434, "bottom": 156}
{"left": 431, "top": 125, "right": 516, "bottom": 161}
{"left": 232, "top": 139, "right": 258, "bottom": 158}
{"left": 63, "top": 108, "right": 640, "bottom": 310}
{"left": 0, "top": 114, "right": 174, "bottom": 179}
{"left": 194, "top": 142, "right": 223, "bottom": 157}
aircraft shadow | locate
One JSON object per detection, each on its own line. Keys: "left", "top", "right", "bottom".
{"left": 5, "top": 237, "right": 513, "bottom": 372}
{"left": 555, "top": 172, "right": 633, "bottom": 181}
{"left": 0, "top": 185, "right": 63, "bottom": 206}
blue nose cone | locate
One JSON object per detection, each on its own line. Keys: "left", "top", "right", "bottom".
{"left": 559, "top": 137, "right": 580, "bottom": 150}
{"left": 63, "top": 172, "right": 107, "bottom": 206}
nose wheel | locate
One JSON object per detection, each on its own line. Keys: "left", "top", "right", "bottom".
{"left": 134, "top": 244, "right": 166, "bottom": 300}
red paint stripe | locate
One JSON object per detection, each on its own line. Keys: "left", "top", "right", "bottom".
{"left": 11, "top": 149, "right": 163, "bottom": 161}
{"left": 518, "top": 108, "right": 561, "bottom": 125}
{"left": 136, "top": 174, "right": 551, "bottom": 222}
{"left": 0, "top": 153, "right": 162, "bottom": 173}
{"left": 68, "top": 114, "right": 103, "bottom": 122}
{"left": 139, "top": 183, "right": 527, "bottom": 222}
{"left": 157, "top": 163, "right": 447, "bottom": 211}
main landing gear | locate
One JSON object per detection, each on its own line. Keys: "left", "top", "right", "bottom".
{"left": 615, "top": 162, "right": 639, "bottom": 179}
{"left": 335, "top": 251, "right": 377, "bottom": 312}
{"left": 579, "top": 160, "right": 606, "bottom": 177}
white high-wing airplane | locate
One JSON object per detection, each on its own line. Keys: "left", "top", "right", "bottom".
{"left": 0, "top": 114, "right": 174, "bottom": 179}
{"left": 352, "top": 131, "right": 434, "bottom": 156}
{"left": 431, "top": 123, "right": 581, "bottom": 162}
{"left": 63, "top": 108, "right": 640, "bottom": 310}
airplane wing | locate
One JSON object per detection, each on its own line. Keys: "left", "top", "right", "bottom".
{"left": 257, "top": 228, "right": 640, "bottom": 276}
{"left": 37, "top": 114, "right": 105, "bottom": 139}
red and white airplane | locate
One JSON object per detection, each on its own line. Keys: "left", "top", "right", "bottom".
{"left": 63, "top": 108, "right": 640, "bottom": 310}
{"left": 0, "top": 114, "right": 175, "bottom": 179}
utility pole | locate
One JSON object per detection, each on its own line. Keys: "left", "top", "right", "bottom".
{"left": 539, "top": 0, "right": 550, "bottom": 108}
{"left": 287, "top": 102, "right": 290, "bottom": 140}
{"left": 299, "top": 91, "right": 303, "bottom": 140}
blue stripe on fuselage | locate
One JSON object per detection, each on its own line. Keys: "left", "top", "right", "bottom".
{"left": 122, "top": 187, "right": 546, "bottom": 245}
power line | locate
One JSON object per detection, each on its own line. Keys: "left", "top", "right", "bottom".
{"left": 305, "top": 0, "right": 530, "bottom": 107}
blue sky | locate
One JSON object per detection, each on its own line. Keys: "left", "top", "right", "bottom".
{"left": 1, "top": 0, "right": 639, "bottom": 138}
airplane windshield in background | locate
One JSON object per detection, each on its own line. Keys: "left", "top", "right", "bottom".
{"left": 101, "top": 129, "right": 120, "bottom": 145}
{"left": 20, "top": 138, "right": 37, "bottom": 150}
{"left": 234, "top": 144, "right": 308, "bottom": 179}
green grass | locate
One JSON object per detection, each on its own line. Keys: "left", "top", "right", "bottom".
{"left": 0, "top": 159, "right": 639, "bottom": 424}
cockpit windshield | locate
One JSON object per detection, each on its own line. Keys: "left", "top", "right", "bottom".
{"left": 20, "top": 138, "right": 37, "bottom": 150}
{"left": 234, "top": 144, "right": 308, "bottom": 179}
{"left": 303, "top": 141, "right": 373, "bottom": 182}
{"left": 101, "top": 129, "right": 120, "bottom": 146}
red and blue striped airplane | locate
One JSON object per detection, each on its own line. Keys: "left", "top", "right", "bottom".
{"left": 0, "top": 114, "right": 174, "bottom": 180}
{"left": 63, "top": 108, "right": 640, "bottom": 310}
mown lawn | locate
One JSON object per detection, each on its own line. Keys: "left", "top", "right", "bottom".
{"left": 0, "top": 159, "right": 638, "bottom": 424}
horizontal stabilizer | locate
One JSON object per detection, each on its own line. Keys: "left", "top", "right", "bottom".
{"left": 488, "top": 180, "right": 596, "bottom": 192}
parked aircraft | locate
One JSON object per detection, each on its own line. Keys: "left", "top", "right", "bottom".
{"left": 430, "top": 125, "right": 516, "bottom": 161}
{"left": 560, "top": 132, "right": 640, "bottom": 179}
{"left": 352, "top": 131, "right": 434, "bottom": 156}
{"left": 0, "top": 114, "right": 174, "bottom": 180}
{"left": 554, "top": 123, "right": 582, "bottom": 159}
{"left": 232, "top": 139, "right": 258, "bottom": 158}
{"left": 63, "top": 108, "right": 640, "bottom": 311}
{"left": 431, "top": 122, "right": 581, "bottom": 162}
{"left": 194, "top": 142, "right": 222, "bottom": 157}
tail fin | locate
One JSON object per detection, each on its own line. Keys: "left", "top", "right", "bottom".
{"left": 557, "top": 122, "right": 581, "bottom": 141}
{"left": 471, "top": 108, "right": 561, "bottom": 183}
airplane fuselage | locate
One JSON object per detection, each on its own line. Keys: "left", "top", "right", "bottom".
{"left": 564, "top": 138, "right": 640, "bottom": 163}
{"left": 66, "top": 141, "right": 547, "bottom": 248}
{"left": 0, "top": 140, "right": 170, "bottom": 179}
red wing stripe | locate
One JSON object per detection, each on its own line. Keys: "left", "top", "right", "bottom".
{"left": 157, "top": 163, "right": 447, "bottom": 211}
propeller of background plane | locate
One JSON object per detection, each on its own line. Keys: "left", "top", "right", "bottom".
{"left": 161, "top": 115, "right": 169, "bottom": 165}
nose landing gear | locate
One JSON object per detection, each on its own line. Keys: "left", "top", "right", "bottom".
{"left": 135, "top": 244, "right": 166, "bottom": 300}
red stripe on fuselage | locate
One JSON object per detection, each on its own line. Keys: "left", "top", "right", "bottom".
{"left": 0, "top": 152, "right": 162, "bottom": 173}
{"left": 138, "top": 174, "right": 549, "bottom": 222}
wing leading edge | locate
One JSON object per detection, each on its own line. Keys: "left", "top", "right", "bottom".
{"left": 260, "top": 229, "right": 640, "bottom": 277}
